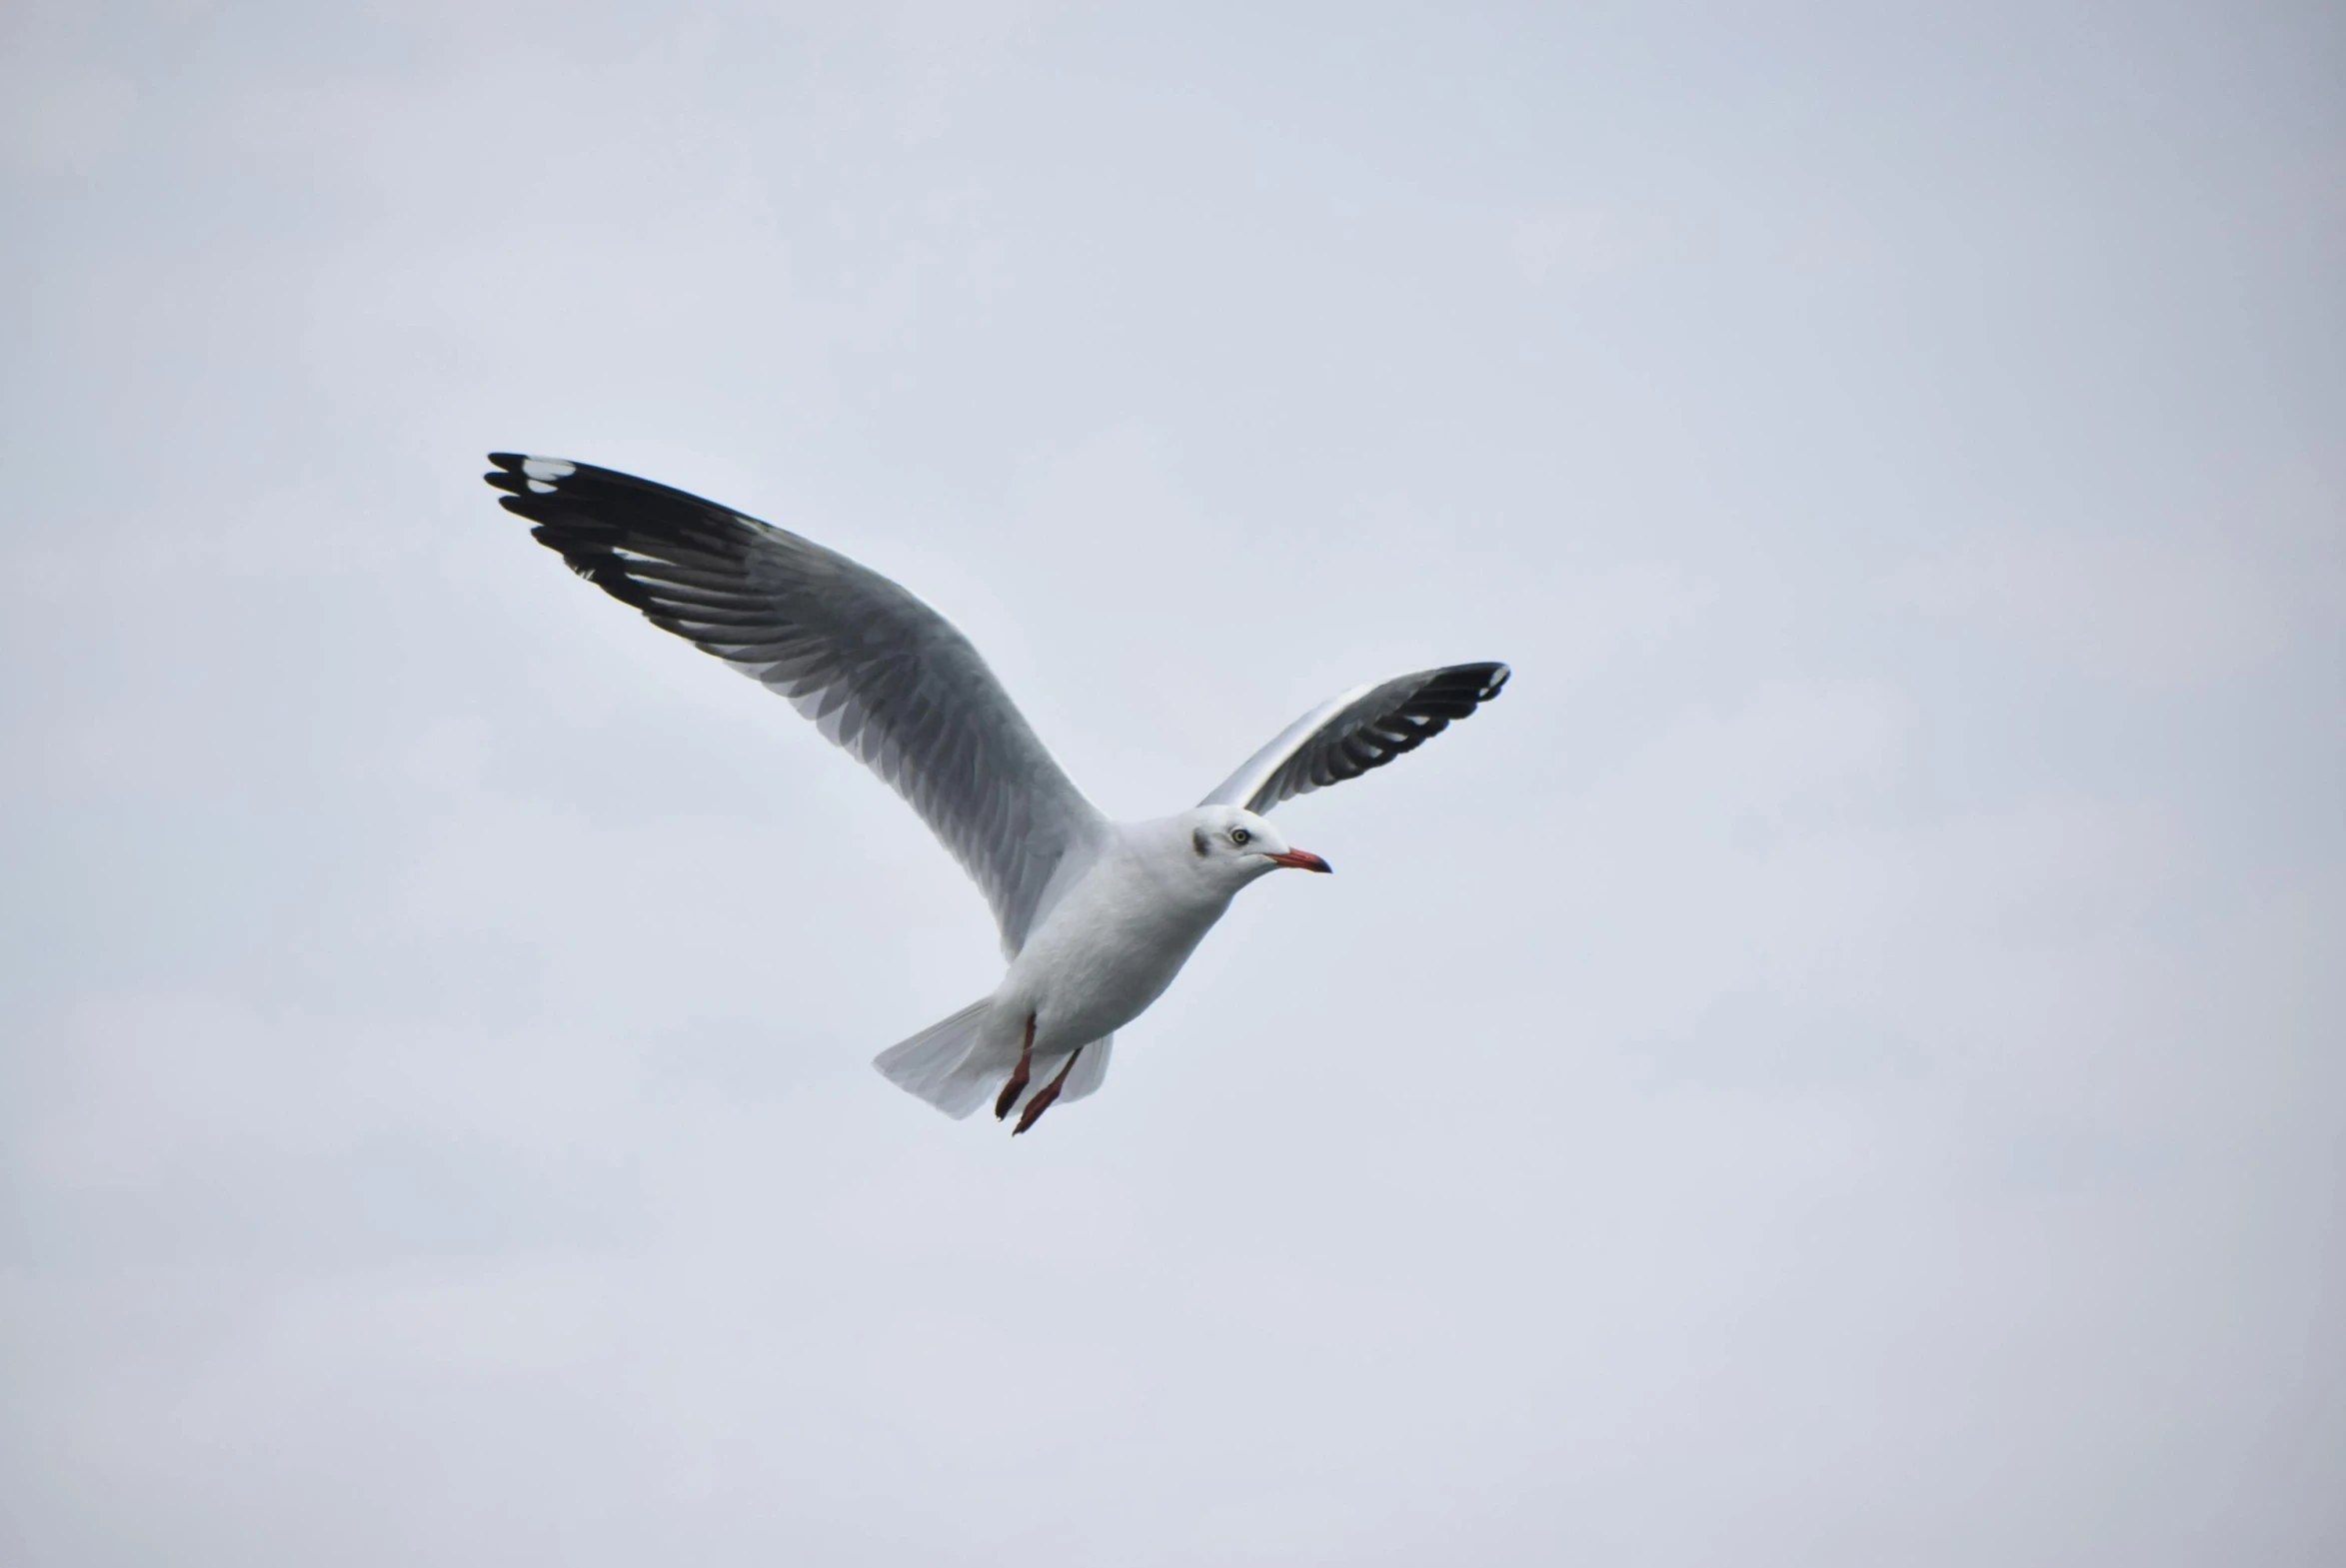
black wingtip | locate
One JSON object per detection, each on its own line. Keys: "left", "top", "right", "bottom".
{"left": 484, "top": 454, "right": 596, "bottom": 514}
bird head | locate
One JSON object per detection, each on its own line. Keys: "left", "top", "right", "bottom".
{"left": 1180, "top": 804, "right": 1332, "bottom": 886}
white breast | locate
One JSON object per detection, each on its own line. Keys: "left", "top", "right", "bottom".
{"left": 1000, "top": 822, "right": 1236, "bottom": 1051}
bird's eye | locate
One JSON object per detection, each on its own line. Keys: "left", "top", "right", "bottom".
{"left": 1229, "top": 827, "right": 1251, "bottom": 845}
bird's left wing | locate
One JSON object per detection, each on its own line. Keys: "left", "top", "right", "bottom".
{"left": 487, "top": 454, "right": 1106, "bottom": 955}
{"left": 1200, "top": 662, "right": 1510, "bottom": 815}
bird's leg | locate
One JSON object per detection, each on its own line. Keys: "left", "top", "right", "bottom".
{"left": 994, "top": 1012, "right": 1037, "bottom": 1121}
{"left": 1012, "top": 1044, "right": 1083, "bottom": 1136}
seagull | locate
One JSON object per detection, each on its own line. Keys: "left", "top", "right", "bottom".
{"left": 486, "top": 453, "right": 1508, "bottom": 1133}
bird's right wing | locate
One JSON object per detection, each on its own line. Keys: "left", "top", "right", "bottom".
{"left": 486, "top": 454, "right": 1106, "bottom": 955}
{"left": 1201, "top": 663, "right": 1510, "bottom": 815}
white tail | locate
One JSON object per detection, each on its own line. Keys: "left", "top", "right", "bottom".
{"left": 873, "top": 998, "right": 999, "bottom": 1118}
{"left": 874, "top": 1001, "right": 1119, "bottom": 1120}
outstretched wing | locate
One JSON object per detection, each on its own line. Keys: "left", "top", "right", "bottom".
{"left": 487, "top": 453, "right": 1106, "bottom": 955}
{"left": 1201, "top": 662, "right": 1510, "bottom": 815}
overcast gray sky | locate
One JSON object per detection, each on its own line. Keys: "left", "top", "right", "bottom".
{"left": 3, "top": 2, "right": 2341, "bottom": 1563}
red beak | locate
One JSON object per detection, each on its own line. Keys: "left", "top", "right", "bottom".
{"left": 1267, "top": 848, "right": 1333, "bottom": 873}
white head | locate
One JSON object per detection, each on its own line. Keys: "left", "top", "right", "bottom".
{"left": 1177, "top": 803, "right": 1333, "bottom": 890}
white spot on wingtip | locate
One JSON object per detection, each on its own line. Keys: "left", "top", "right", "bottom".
{"left": 522, "top": 458, "right": 575, "bottom": 481}
{"left": 526, "top": 479, "right": 556, "bottom": 493}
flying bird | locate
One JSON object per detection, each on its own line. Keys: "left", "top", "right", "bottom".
{"left": 486, "top": 454, "right": 1508, "bottom": 1133}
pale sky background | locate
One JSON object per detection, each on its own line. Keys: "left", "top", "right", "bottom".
{"left": 3, "top": 3, "right": 2341, "bottom": 1564}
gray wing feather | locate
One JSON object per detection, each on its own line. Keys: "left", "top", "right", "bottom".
{"left": 1202, "top": 662, "right": 1510, "bottom": 815}
{"left": 487, "top": 454, "right": 1105, "bottom": 955}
